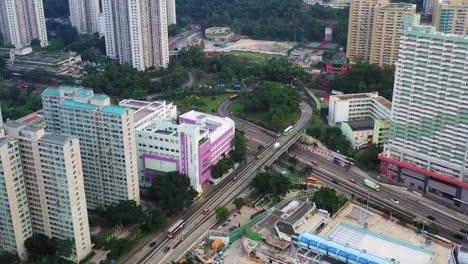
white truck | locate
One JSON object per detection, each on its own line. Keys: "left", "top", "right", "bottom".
{"left": 273, "top": 142, "right": 280, "bottom": 149}
{"left": 363, "top": 179, "right": 380, "bottom": 191}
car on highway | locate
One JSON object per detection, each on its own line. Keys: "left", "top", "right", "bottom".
{"left": 349, "top": 179, "right": 357, "bottom": 184}
{"left": 461, "top": 229, "right": 468, "bottom": 234}
{"left": 427, "top": 215, "right": 435, "bottom": 221}
{"left": 390, "top": 198, "right": 399, "bottom": 204}
{"left": 202, "top": 208, "right": 211, "bottom": 215}
{"left": 311, "top": 160, "right": 319, "bottom": 166}
{"left": 164, "top": 246, "right": 171, "bottom": 253}
{"left": 232, "top": 176, "right": 240, "bottom": 182}
{"left": 149, "top": 241, "right": 157, "bottom": 247}
{"left": 331, "top": 179, "right": 339, "bottom": 185}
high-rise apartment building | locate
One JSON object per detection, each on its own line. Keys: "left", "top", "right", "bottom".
{"left": 347, "top": 0, "right": 389, "bottom": 63}
{"left": 370, "top": 3, "right": 417, "bottom": 66}
{"left": 347, "top": 0, "right": 416, "bottom": 66}
{"left": 0, "top": 138, "right": 32, "bottom": 261}
{"left": 166, "top": 0, "right": 177, "bottom": 25}
{"left": 68, "top": 0, "right": 100, "bottom": 34}
{"left": 433, "top": 0, "right": 468, "bottom": 35}
{"left": 42, "top": 86, "right": 140, "bottom": 209}
{"left": 423, "top": 0, "right": 436, "bottom": 15}
{"left": 4, "top": 122, "right": 92, "bottom": 261}
{"left": 380, "top": 24, "right": 468, "bottom": 211}
{"left": 0, "top": 0, "right": 48, "bottom": 52}
{"left": 101, "top": 0, "right": 169, "bottom": 70}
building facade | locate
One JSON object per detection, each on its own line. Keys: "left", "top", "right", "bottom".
{"left": 347, "top": 0, "right": 388, "bottom": 63}
{"left": 0, "top": 138, "right": 32, "bottom": 261}
{"left": 101, "top": 0, "right": 169, "bottom": 70}
{"left": 370, "top": 4, "right": 417, "bottom": 66}
{"left": 42, "top": 86, "right": 140, "bottom": 209}
{"left": 125, "top": 103, "right": 235, "bottom": 192}
{"left": 68, "top": 0, "right": 100, "bottom": 34}
{"left": 0, "top": 0, "right": 48, "bottom": 52}
{"left": 423, "top": 0, "right": 436, "bottom": 15}
{"left": 166, "top": 0, "right": 177, "bottom": 25}
{"left": 5, "top": 122, "right": 92, "bottom": 261}
{"left": 433, "top": 0, "right": 468, "bottom": 35}
{"left": 380, "top": 24, "right": 468, "bottom": 210}
{"left": 328, "top": 92, "right": 392, "bottom": 149}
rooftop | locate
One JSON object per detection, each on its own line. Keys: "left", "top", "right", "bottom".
{"left": 40, "top": 134, "right": 73, "bottom": 145}
{"left": 333, "top": 93, "right": 377, "bottom": 101}
{"left": 61, "top": 99, "right": 98, "bottom": 111}
{"left": 101, "top": 105, "right": 127, "bottom": 115}
{"left": 92, "top": 94, "right": 109, "bottom": 101}
{"left": 346, "top": 120, "right": 375, "bottom": 131}
{"left": 374, "top": 96, "right": 392, "bottom": 110}
{"left": 43, "top": 88, "right": 60, "bottom": 96}
{"left": 276, "top": 221, "right": 296, "bottom": 237}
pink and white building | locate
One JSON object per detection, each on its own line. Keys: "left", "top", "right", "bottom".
{"left": 121, "top": 100, "right": 235, "bottom": 192}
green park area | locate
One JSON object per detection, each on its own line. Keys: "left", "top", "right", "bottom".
{"left": 229, "top": 81, "right": 299, "bottom": 132}
{"left": 174, "top": 94, "right": 232, "bottom": 114}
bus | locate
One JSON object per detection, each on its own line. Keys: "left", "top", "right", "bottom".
{"left": 167, "top": 219, "right": 185, "bottom": 238}
{"left": 284, "top": 126, "right": 294, "bottom": 135}
{"left": 333, "top": 157, "right": 351, "bottom": 169}
{"left": 306, "top": 177, "right": 318, "bottom": 184}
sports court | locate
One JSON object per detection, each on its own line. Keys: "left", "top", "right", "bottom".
{"left": 328, "top": 222, "right": 436, "bottom": 264}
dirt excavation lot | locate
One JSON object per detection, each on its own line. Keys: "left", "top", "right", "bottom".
{"left": 204, "top": 38, "right": 296, "bottom": 55}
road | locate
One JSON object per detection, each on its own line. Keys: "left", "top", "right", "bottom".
{"left": 134, "top": 101, "right": 313, "bottom": 263}
{"left": 169, "top": 29, "right": 201, "bottom": 52}
{"left": 217, "top": 99, "right": 276, "bottom": 160}
{"left": 289, "top": 147, "right": 468, "bottom": 243}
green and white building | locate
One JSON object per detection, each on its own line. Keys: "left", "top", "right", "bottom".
{"left": 380, "top": 23, "right": 468, "bottom": 210}
{"left": 42, "top": 86, "right": 140, "bottom": 209}
{"left": 328, "top": 92, "right": 392, "bottom": 149}
{"left": 0, "top": 137, "right": 32, "bottom": 261}
{"left": 0, "top": 120, "right": 92, "bottom": 261}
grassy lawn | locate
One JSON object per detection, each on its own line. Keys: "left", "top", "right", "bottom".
{"left": 229, "top": 101, "right": 298, "bottom": 132}
{"left": 227, "top": 50, "right": 283, "bottom": 60}
{"left": 173, "top": 94, "right": 233, "bottom": 114}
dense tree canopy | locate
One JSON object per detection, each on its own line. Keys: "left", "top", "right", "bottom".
{"left": 211, "top": 159, "right": 235, "bottom": 179}
{"left": 355, "top": 144, "right": 383, "bottom": 171}
{"left": 0, "top": 252, "right": 20, "bottom": 264}
{"left": 312, "top": 187, "right": 348, "bottom": 214}
{"left": 306, "top": 116, "right": 353, "bottom": 156}
{"left": 251, "top": 168, "right": 291, "bottom": 200}
{"left": 25, "top": 234, "right": 74, "bottom": 262}
{"left": 107, "top": 200, "right": 146, "bottom": 226}
{"left": 150, "top": 172, "right": 198, "bottom": 216}
{"left": 177, "top": 0, "right": 349, "bottom": 45}
{"left": 0, "top": 82, "right": 42, "bottom": 120}
{"left": 231, "top": 130, "right": 246, "bottom": 163}
{"left": 215, "top": 206, "right": 230, "bottom": 222}
{"left": 330, "top": 64, "right": 395, "bottom": 101}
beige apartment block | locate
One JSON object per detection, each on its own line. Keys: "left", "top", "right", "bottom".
{"left": 370, "top": 3, "right": 417, "bottom": 66}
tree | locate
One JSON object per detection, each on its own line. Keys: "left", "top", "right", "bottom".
{"left": 355, "top": 144, "right": 383, "bottom": 171}
{"left": 233, "top": 197, "right": 247, "bottom": 212}
{"left": 0, "top": 252, "right": 20, "bottom": 264}
{"left": 143, "top": 207, "right": 168, "bottom": 231}
{"left": 312, "top": 187, "right": 348, "bottom": 214}
{"left": 211, "top": 159, "right": 235, "bottom": 179}
{"left": 231, "top": 130, "right": 246, "bottom": 162}
{"left": 107, "top": 200, "right": 145, "bottom": 226}
{"left": 25, "top": 234, "right": 56, "bottom": 260}
{"left": 251, "top": 168, "right": 291, "bottom": 200}
{"left": 168, "top": 24, "right": 183, "bottom": 37}
{"left": 215, "top": 206, "right": 230, "bottom": 222}
{"left": 150, "top": 172, "right": 197, "bottom": 216}
{"left": 288, "top": 155, "right": 299, "bottom": 168}
{"left": 53, "top": 239, "right": 74, "bottom": 258}
{"left": 300, "top": 165, "right": 313, "bottom": 177}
